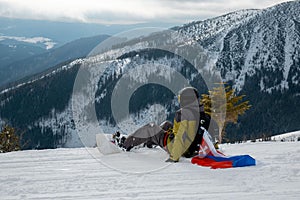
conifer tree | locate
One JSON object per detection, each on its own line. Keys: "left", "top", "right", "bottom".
{"left": 201, "top": 83, "right": 251, "bottom": 143}
{"left": 0, "top": 125, "right": 20, "bottom": 153}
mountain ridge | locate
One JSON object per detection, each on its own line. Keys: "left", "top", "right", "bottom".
{"left": 0, "top": 34, "right": 110, "bottom": 88}
{"left": 0, "top": 1, "right": 299, "bottom": 148}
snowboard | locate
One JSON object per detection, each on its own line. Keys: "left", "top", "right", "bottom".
{"left": 96, "top": 134, "right": 122, "bottom": 155}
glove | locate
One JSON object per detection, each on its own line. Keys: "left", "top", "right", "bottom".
{"left": 165, "top": 158, "right": 178, "bottom": 163}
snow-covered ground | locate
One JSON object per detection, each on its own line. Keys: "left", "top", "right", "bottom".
{"left": 0, "top": 141, "right": 299, "bottom": 200}
{"left": 271, "top": 130, "right": 300, "bottom": 142}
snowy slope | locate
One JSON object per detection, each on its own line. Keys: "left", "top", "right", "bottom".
{"left": 214, "top": 1, "right": 300, "bottom": 92}
{"left": 0, "top": 141, "right": 299, "bottom": 200}
{"left": 271, "top": 130, "right": 300, "bottom": 142}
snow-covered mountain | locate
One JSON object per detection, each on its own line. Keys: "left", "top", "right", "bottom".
{"left": 176, "top": 2, "right": 300, "bottom": 93}
{"left": 216, "top": 2, "right": 300, "bottom": 93}
{"left": 0, "top": 1, "right": 299, "bottom": 149}
{"left": 174, "top": 1, "right": 300, "bottom": 139}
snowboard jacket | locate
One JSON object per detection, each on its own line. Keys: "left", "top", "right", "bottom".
{"left": 167, "top": 102, "right": 207, "bottom": 161}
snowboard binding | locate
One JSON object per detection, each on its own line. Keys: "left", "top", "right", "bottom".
{"left": 112, "top": 131, "right": 127, "bottom": 150}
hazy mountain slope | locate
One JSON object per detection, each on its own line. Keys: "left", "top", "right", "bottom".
{"left": 0, "top": 43, "right": 46, "bottom": 67}
{"left": 0, "top": 34, "right": 109, "bottom": 87}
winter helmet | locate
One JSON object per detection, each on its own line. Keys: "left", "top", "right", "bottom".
{"left": 178, "top": 87, "right": 200, "bottom": 107}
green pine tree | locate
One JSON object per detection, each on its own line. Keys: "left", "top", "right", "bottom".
{"left": 0, "top": 125, "right": 20, "bottom": 153}
{"left": 201, "top": 83, "right": 251, "bottom": 143}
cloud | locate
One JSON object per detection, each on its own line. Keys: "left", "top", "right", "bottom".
{"left": 0, "top": 35, "right": 56, "bottom": 49}
{"left": 0, "top": 0, "right": 292, "bottom": 25}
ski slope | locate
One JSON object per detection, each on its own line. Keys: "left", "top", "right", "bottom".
{"left": 0, "top": 141, "right": 299, "bottom": 200}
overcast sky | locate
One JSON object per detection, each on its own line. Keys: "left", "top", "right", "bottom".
{"left": 0, "top": 0, "right": 293, "bottom": 25}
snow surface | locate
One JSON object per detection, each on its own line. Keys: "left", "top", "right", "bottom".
{"left": 0, "top": 141, "right": 299, "bottom": 200}
{"left": 271, "top": 130, "right": 300, "bottom": 142}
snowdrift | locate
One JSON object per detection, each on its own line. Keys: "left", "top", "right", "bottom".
{"left": 0, "top": 142, "right": 299, "bottom": 199}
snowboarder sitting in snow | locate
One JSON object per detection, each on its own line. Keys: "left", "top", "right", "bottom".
{"left": 119, "top": 87, "right": 211, "bottom": 162}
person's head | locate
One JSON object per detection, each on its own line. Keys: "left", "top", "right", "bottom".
{"left": 178, "top": 87, "right": 200, "bottom": 108}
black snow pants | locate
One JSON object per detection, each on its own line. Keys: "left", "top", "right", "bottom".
{"left": 123, "top": 121, "right": 173, "bottom": 151}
